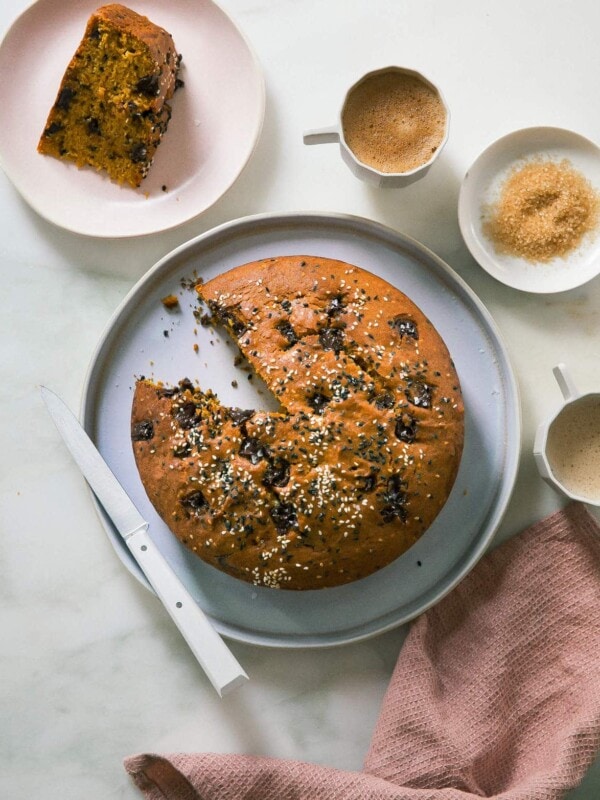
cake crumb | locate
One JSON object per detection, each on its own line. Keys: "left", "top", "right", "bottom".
{"left": 161, "top": 294, "right": 179, "bottom": 309}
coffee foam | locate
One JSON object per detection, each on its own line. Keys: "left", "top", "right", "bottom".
{"left": 341, "top": 72, "right": 446, "bottom": 174}
{"left": 546, "top": 396, "right": 600, "bottom": 501}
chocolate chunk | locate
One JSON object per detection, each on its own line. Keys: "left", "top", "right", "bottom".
{"left": 55, "top": 87, "right": 76, "bottom": 111}
{"left": 210, "top": 304, "right": 247, "bottom": 338}
{"left": 173, "top": 401, "right": 197, "bottom": 429}
{"left": 357, "top": 473, "right": 377, "bottom": 493}
{"left": 319, "top": 327, "right": 345, "bottom": 353}
{"left": 394, "top": 414, "right": 417, "bottom": 443}
{"left": 374, "top": 393, "right": 394, "bottom": 410}
{"left": 130, "top": 143, "right": 148, "bottom": 163}
{"left": 44, "top": 122, "right": 63, "bottom": 136}
{"left": 229, "top": 316, "right": 248, "bottom": 337}
{"left": 276, "top": 320, "right": 298, "bottom": 347}
{"left": 86, "top": 117, "right": 101, "bottom": 135}
{"left": 127, "top": 100, "right": 142, "bottom": 120}
{"left": 239, "top": 437, "right": 268, "bottom": 465}
{"left": 280, "top": 299, "right": 292, "bottom": 313}
{"left": 179, "top": 378, "right": 195, "bottom": 393}
{"left": 136, "top": 74, "right": 160, "bottom": 97}
{"left": 308, "top": 392, "right": 330, "bottom": 414}
{"left": 270, "top": 502, "right": 298, "bottom": 533}
{"left": 173, "top": 441, "right": 191, "bottom": 458}
{"left": 405, "top": 382, "right": 432, "bottom": 408}
{"left": 326, "top": 295, "right": 345, "bottom": 316}
{"left": 131, "top": 420, "right": 154, "bottom": 441}
{"left": 229, "top": 408, "right": 254, "bottom": 426}
{"left": 157, "top": 385, "right": 179, "bottom": 398}
{"left": 389, "top": 316, "right": 418, "bottom": 340}
{"left": 180, "top": 490, "right": 206, "bottom": 514}
{"left": 381, "top": 475, "right": 408, "bottom": 523}
{"left": 263, "top": 457, "right": 290, "bottom": 488}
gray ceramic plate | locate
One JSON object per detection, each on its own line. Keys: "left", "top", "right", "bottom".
{"left": 82, "top": 212, "right": 521, "bottom": 647}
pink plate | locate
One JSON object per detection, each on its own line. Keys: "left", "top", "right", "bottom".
{"left": 0, "top": 0, "right": 265, "bottom": 237}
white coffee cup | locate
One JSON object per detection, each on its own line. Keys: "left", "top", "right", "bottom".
{"left": 303, "top": 66, "right": 449, "bottom": 188}
{"left": 533, "top": 363, "right": 600, "bottom": 506}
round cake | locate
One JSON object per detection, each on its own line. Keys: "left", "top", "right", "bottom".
{"left": 131, "top": 256, "right": 464, "bottom": 589}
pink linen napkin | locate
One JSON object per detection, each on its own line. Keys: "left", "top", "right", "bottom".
{"left": 125, "top": 502, "right": 600, "bottom": 800}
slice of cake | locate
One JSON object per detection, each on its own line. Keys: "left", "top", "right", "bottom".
{"left": 38, "top": 4, "right": 181, "bottom": 187}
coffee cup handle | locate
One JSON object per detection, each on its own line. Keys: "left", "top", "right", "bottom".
{"left": 303, "top": 126, "right": 340, "bottom": 145}
{"left": 553, "top": 363, "right": 579, "bottom": 402}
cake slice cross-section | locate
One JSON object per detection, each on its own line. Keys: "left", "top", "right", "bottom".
{"left": 38, "top": 4, "right": 181, "bottom": 187}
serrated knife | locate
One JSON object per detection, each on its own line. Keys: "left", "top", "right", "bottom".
{"left": 41, "top": 386, "right": 248, "bottom": 697}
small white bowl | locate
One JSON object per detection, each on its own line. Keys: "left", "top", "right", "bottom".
{"left": 458, "top": 127, "right": 600, "bottom": 293}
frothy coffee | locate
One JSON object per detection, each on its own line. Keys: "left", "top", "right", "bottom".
{"left": 546, "top": 396, "right": 600, "bottom": 500}
{"left": 341, "top": 71, "right": 447, "bottom": 174}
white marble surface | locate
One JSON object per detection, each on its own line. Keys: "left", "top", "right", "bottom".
{"left": 1, "top": 0, "right": 599, "bottom": 797}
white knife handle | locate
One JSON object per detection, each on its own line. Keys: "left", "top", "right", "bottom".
{"left": 125, "top": 525, "right": 248, "bottom": 696}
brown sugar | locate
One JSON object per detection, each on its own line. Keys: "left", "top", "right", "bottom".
{"left": 341, "top": 71, "right": 447, "bottom": 174}
{"left": 483, "top": 158, "right": 599, "bottom": 262}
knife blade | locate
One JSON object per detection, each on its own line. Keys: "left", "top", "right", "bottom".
{"left": 41, "top": 386, "right": 248, "bottom": 697}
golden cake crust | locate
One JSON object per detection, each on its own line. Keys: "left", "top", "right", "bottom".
{"left": 38, "top": 4, "right": 180, "bottom": 187}
{"left": 131, "top": 256, "right": 464, "bottom": 590}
